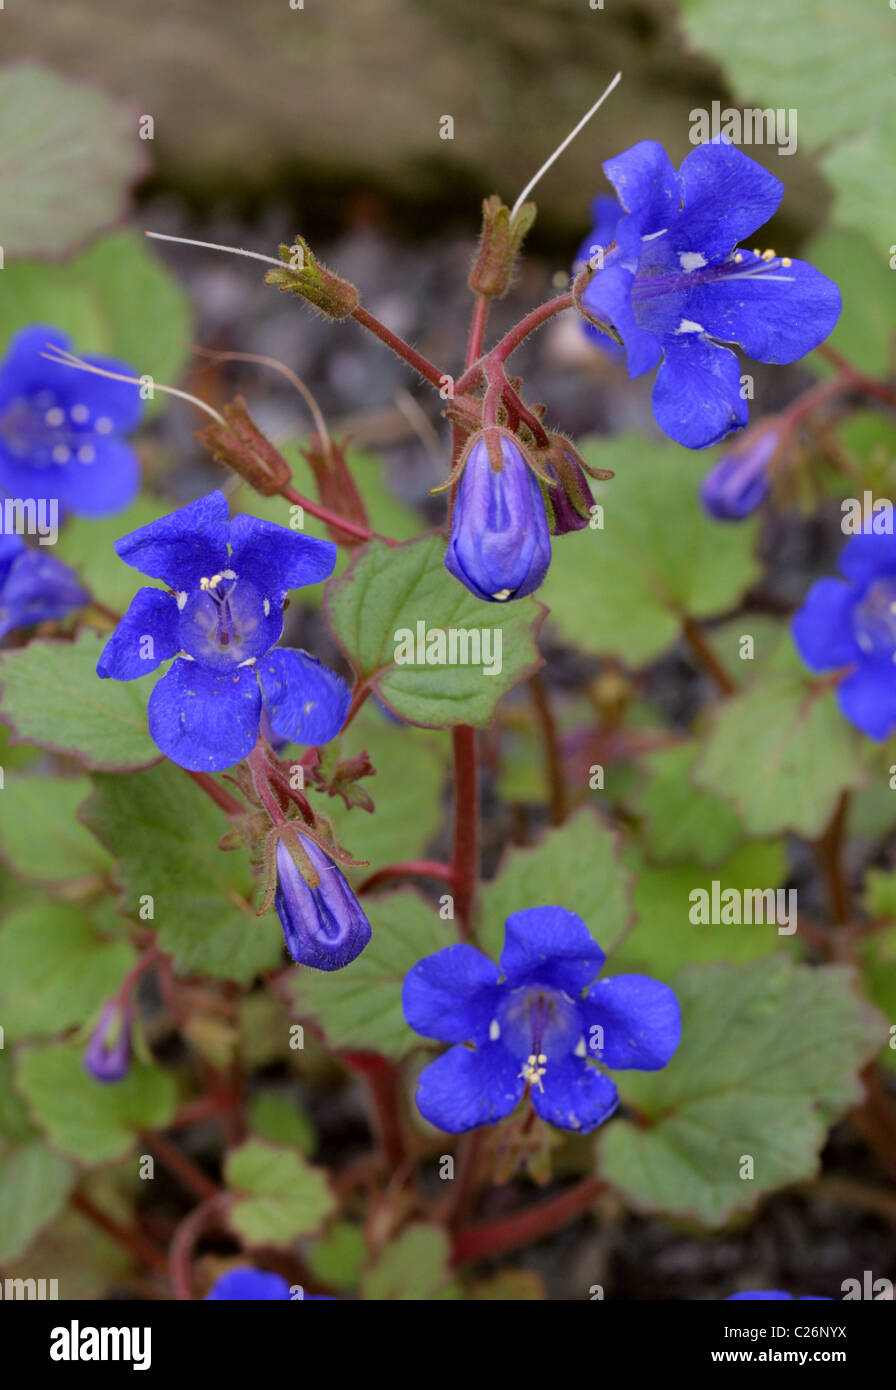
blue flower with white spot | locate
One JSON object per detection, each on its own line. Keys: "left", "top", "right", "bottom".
{"left": 402, "top": 905, "right": 681, "bottom": 1134}
{"left": 0, "top": 533, "right": 88, "bottom": 639}
{"left": 575, "top": 140, "right": 841, "bottom": 449}
{"left": 97, "top": 490, "right": 350, "bottom": 771}
{"left": 0, "top": 326, "right": 143, "bottom": 516}
{"left": 792, "top": 530, "right": 896, "bottom": 741}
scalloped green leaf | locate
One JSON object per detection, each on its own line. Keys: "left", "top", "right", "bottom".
{"left": 225, "top": 1138, "right": 335, "bottom": 1246}
{"left": 81, "top": 762, "right": 282, "bottom": 983}
{"left": 0, "top": 1140, "right": 75, "bottom": 1262}
{"left": 0, "top": 631, "right": 159, "bottom": 772}
{"left": 16, "top": 1044, "right": 177, "bottom": 1164}
{"left": 0, "top": 64, "right": 146, "bottom": 260}
{"left": 325, "top": 534, "right": 544, "bottom": 727}
{"left": 0, "top": 775, "right": 112, "bottom": 882}
{"left": 540, "top": 437, "right": 760, "bottom": 666}
{"left": 693, "top": 669, "right": 865, "bottom": 837}
{"left": 600, "top": 957, "right": 885, "bottom": 1226}
{"left": 292, "top": 889, "right": 456, "bottom": 1059}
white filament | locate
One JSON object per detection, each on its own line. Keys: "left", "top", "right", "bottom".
{"left": 510, "top": 71, "right": 623, "bottom": 221}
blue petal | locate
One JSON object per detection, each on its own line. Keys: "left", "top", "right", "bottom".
{"left": 402, "top": 943, "right": 502, "bottom": 1044}
{"left": 580, "top": 263, "right": 662, "bottom": 378}
{"left": 147, "top": 658, "right": 261, "bottom": 771}
{"left": 414, "top": 1042, "right": 523, "bottom": 1132}
{"left": 531, "top": 1056, "right": 618, "bottom": 1133}
{"left": 0, "top": 325, "right": 71, "bottom": 408}
{"left": 727, "top": 1291, "right": 793, "bottom": 1301}
{"left": 97, "top": 588, "right": 181, "bottom": 680}
{"left": 498, "top": 906, "right": 605, "bottom": 994}
{"left": 686, "top": 254, "right": 841, "bottom": 364}
{"left": 53, "top": 437, "right": 141, "bottom": 517}
{"left": 583, "top": 974, "right": 682, "bottom": 1070}
{"left": 257, "top": 648, "right": 350, "bottom": 746}
{"left": 602, "top": 141, "right": 682, "bottom": 235}
{"left": 63, "top": 352, "right": 145, "bottom": 433}
{"left": 652, "top": 337, "right": 748, "bottom": 448}
{"left": 115, "top": 491, "right": 230, "bottom": 588}
{"left": 206, "top": 1268, "right": 292, "bottom": 1300}
{"left": 700, "top": 429, "right": 778, "bottom": 521}
{"left": 839, "top": 532, "right": 896, "bottom": 586}
{"left": 677, "top": 141, "right": 783, "bottom": 258}
{"left": 791, "top": 578, "right": 860, "bottom": 672}
{"left": 574, "top": 195, "right": 623, "bottom": 268}
{"left": 228, "top": 513, "right": 337, "bottom": 597}
{"left": 837, "top": 660, "right": 896, "bottom": 741}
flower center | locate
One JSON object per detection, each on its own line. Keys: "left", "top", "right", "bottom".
{"left": 178, "top": 571, "right": 276, "bottom": 671}
{"left": 495, "top": 983, "right": 582, "bottom": 1090}
{"left": 0, "top": 393, "right": 110, "bottom": 467}
{"left": 852, "top": 578, "right": 896, "bottom": 658}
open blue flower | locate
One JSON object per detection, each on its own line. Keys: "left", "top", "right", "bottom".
{"left": 576, "top": 140, "right": 841, "bottom": 448}
{"left": 97, "top": 490, "right": 350, "bottom": 771}
{"left": 792, "top": 531, "right": 896, "bottom": 740}
{"left": 206, "top": 1267, "right": 334, "bottom": 1300}
{"left": 0, "top": 325, "right": 143, "bottom": 516}
{"left": 0, "top": 533, "right": 88, "bottom": 639}
{"left": 402, "top": 905, "right": 681, "bottom": 1134}
{"left": 445, "top": 432, "right": 551, "bottom": 602}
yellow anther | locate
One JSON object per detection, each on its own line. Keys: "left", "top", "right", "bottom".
{"left": 519, "top": 1052, "right": 548, "bottom": 1092}
{"left": 781, "top": 257, "right": 792, "bottom": 267}
{"left": 761, "top": 249, "right": 776, "bottom": 262}
{"left": 734, "top": 252, "right": 743, "bottom": 263}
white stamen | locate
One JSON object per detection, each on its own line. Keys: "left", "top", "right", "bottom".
{"left": 39, "top": 346, "right": 228, "bottom": 429}
{"left": 679, "top": 251, "right": 707, "bottom": 271}
{"left": 144, "top": 230, "right": 289, "bottom": 271}
{"left": 510, "top": 71, "right": 622, "bottom": 221}
{"left": 642, "top": 228, "right": 668, "bottom": 242}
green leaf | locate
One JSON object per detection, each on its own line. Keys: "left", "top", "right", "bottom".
{"left": 225, "top": 1138, "right": 335, "bottom": 1246}
{"left": 293, "top": 889, "right": 456, "bottom": 1059}
{"left": 82, "top": 762, "right": 282, "bottom": 982}
{"left": 325, "top": 534, "right": 544, "bottom": 727}
{"left": 628, "top": 744, "right": 743, "bottom": 867}
{"left": 0, "top": 775, "right": 112, "bottom": 882}
{"left": 307, "top": 1220, "right": 368, "bottom": 1292}
{"left": 0, "top": 902, "right": 134, "bottom": 1039}
{"left": 360, "top": 1224, "right": 460, "bottom": 1301}
{"left": 468, "top": 1269, "right": 546, "bottom": 1300}
{"left": 0, "top": 630, "right": 159, "bottom": 772}
{"left": 0, "top": 1141, "right": 75, "bottom": 1262}
{"left": 541, "top": 438, "right": 760, "bottom": 665}
{"left": 804, "top": 231, "right": 896, "bottom": 378}
{"left": 16, "top": 1044, "right": 176, "bottom": 1164}
{"left": 247, "top": 1092, "right": 315, "bottom": 1155}
{"left": 613, "top": 841, "right": 791, "bottom": 978}
{"left": 693, "top": 670, "right": 865, "bottom": 837}
{"left": 678, "top": 0, "right": 894, "bottom": 150}
{"left": 0, "top": 231, "right": 191, "bottom": 409}
{"left": 0, "top": 64, "right": 146, "bottom": 261}
{"left": 478, "top": 810, "right": 632, "bottom": 960}
{"left": 0, "top": 1053, "right": 35, "bottom": 1142}
{"left": 322, "top": 705, "right": 447, "bottom": 874}
{"left": 600, "top": 956, "right": 885, "bottom": 1226}
{"left": 55, "top": 495, "right": 171, "bottom": 614}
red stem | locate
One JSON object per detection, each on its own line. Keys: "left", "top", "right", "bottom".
{"left": 351, "top": 304, "right": 446, "bottom": 391}
{"left": 280, "top": 482, "right": 375, "bottom": 542}
{"left": 72, "top": 1191, "right": 169, "bottom": 1277}
{"left": 357, "top": 859, "right": 456, "bottom": 894}
{"left": 452, "top": 1177, "right": 605, "bottom": 1265}
{"left": 186, "top": 769, "right": 245, "bottom": 816}
{"left": 450, "top": 726, "right": 479, "bottom": 939}
{"left": 342, "top": 1052, "right": 408, "bottom": 1173}
{"left": 528, "top": 672, "right": 567, "bottom": 825}
{"left": 141, "top": 1130, "right": 220, "bottom": 1203}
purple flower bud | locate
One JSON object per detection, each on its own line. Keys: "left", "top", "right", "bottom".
{"left": 700, "top": 430, "right": 780, "bottom": 521}
{"left": 445, "top": 433, "right": 551, "bottom": 602}
{"left": 83, "top": 1001, "right": 132, "bottom": 1083}
{"left": 275, "top": 835, "right": 371, "bottom": 971}
{"left": 545, "top": 453, "right": 595, "bottom": 535}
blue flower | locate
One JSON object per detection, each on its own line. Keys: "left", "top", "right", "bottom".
{"left": 83, "top": 1000, "right": 131, "bottom": 1083}
{"left": 206, "top": 1267, "right": 334, "bottom": 1300}
{"left": 727, "top": 1292, "right": 831, "bottom": 1301}
{"left": 700, "top": 428, "right": 780, "bottom": 520}
{"left": 97, "top": 490, "right": 350, "bottom": 771}
{"left": 0, "top": 533, "right": 88, "bottom": 639}
{"left": 402, "top": 905, "right": 681, "bottom": 1134}
{"left": 576, "top": 140, "right": 841, "bottom": 448}
{"left": 0, "top": 325, "right": 143, "bottom": 516}
{"left": 275, "top": 833, "right": 371, "bottom": 971}
{"left": 792, "top": 532, "right": 896, "bottom": 740}
{"left": 445, "top": 432, "right": 551, "bottom": 602}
